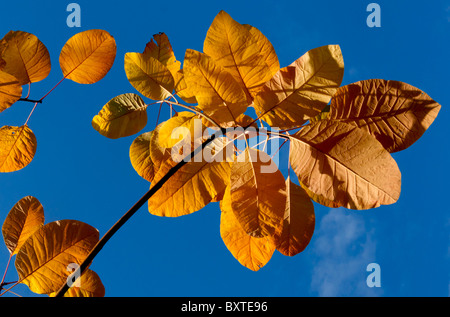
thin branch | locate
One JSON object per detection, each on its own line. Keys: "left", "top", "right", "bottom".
{"left": 18, "top": 98, "right": 42, "bottom": 104}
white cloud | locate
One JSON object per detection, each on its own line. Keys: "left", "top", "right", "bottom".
{"left": 310, "top": 208, "right": 381, "bottom": 296}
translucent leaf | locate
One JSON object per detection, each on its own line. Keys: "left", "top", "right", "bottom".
{"left": 157, "top": 111, "right": 205, "bottom": 148}
{"left": 92, "top": 93, "right": 147, "bottom": 139}
{"left": 148, "top": 122, "right": 173, "bottom": 173}
{"left": 0, "top": 30, "right": 51, "bottom": 85}
{"left": 0, "top": 125, "right": 37, "bottom": 173}
{"left": 254, "top": 45, "right": 344, "bottom": 129}
{"left": 148, "top": 137, "right": 233, "bottom": 217}
{"left": 0, "top": 71, "right": 22, "bottom": 113}
{"left": 173, "top": 69, "right": 197, "bottom": 104}
{"left": 15, "top": 220, "right": 99, "bottom": 294}
{"left": 203, "top": 11, "right": 274, "bottom": 101}
{"left": 143, "top": 32, "right": 181, "bottom": 77}
{"left": 328, "top": 79, "right": 441, "bottom": 153}
{"left": 183, "top": 49, "right": 248, "bottom": 127}
{"left": 48, "top": 269, "right": 105, "bottom": 297}
{"left": 129, "top": 131, "right": 155, "bottom": 182}
{"left": 220, "top": 187, "right": 276, "bottom": 271}
{"left": 59, "top": 29, "right": 116, "bottom": 84}
{"left": 229, "top": 148, "right": 286, "bottom": 238}
{"left": 289, "top": 120, "right": 401, "bottom": 209}
{"left": 2, "top": 196, "right": 44, "bottom": 255}
{"left": 124, "top": 52, "right": 174, "bottom": 101}
{"left": 273, "top": 179, "right": 315, "bottom": 257}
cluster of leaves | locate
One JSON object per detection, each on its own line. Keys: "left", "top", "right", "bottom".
{"left": 91, "top": 10, "right": 441, "bottom": 271}
{"left": 1, "top": 30, "right": 117, "bottom": 296}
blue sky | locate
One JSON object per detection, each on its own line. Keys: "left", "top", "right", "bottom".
{"left": 0, "top": 0, "right": 449, "bottom": 297}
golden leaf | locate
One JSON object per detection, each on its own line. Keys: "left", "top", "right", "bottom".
{"left": 124, "top": 51, "right": 174, "bottom": 101}
{"left": 220, "top": 187, "right": 276, "bottom": 271}
{"left": 0, "top": 71, "right": 22, "bottom": 113}
{"left": 0, "top": 125, "right": 37, "bottom": 173}
{"left": 289, "top": 120, "right": 401, "bottom": 209}
{"left": 157, "top": 111, "right": 205, "bottom": 148}
{"left": 15, "top": 220, "right": 99, "bottom": 294}
{"left": 92, "top": 93, "right": 147, "bottom": 139}
{"left": 143, "top": 32, "right": 181, "bottom": 77}
{"left": 48, "top": 269, "right": 105, "bottom": 297}
{"left": 273, "top": 179, "right": 315, "bottom": 257}
{"left": 328, "top": 79, "right": 441, "bottom": 152}
{"left": 229, "top": 148, "right": 286, "bottom": 237}
{"left": 253, "top": 45, "right": 344, "bottom": 129}
{"left": 59, "top": 29, "right": 116, "bottom": 84}
{"left": 173, "top": 69, "right": 197, "bottom": 104}
{"left": 2, "top": 196, "right": 45, "bottom": 255}
{"left": 0, "top": 30, "right": 51, "bottom": 85}
{"left": 129, "top": 131, "right": 155, "bottom": 182}
{"left": 183, "top": 49, "right": 248, "bottom": 127}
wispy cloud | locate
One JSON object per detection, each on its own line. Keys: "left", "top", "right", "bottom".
{"left": 310, "top": 208, "right": 381, "bottom": 297}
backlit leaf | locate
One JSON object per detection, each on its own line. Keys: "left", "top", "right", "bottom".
{"left": 220, "top": 187, "right": 276, "bottom": 271}
{"left": 148, "top": 137, "right": 233, "bottom": 217}
{"left": 183, "top": 49, "right": 248, "bottom": 127}
{"left": 157, "top": 111, "right": 204, "bottom": 148}
{"left": 203, "top": 11, "right": 274, "bottom": 101}
{"left": 59, "top": 29, "right": 116, "bottom": 84}
{"left": 2, "top": 196, "right": 44, "bottom": 255}
{"left": 254, "top": 45, "right": 344, "bottom": 129}
{"left": 173, "top": 69, "right": 197, "bottom": 104}
{"left": 143, "top": 33, "right": 181, "bottom": 77}
{"left": 274, "top": 179, "right": 315, "bottom": 257}
{"left": 229, "top": 148, "right": 286, "bottom": 237}
{"left": 0, "top": 71, "right": 22, "bottom": 113}
{"left": 328, "top": 79, "right": 441, "bottom": 152}
{"left": 129, "top": 131, "right": 155, "bottom": 182}
{"left": 0, "top": 30, "right": 51, "bottom": 85}
{"left": 92, "top": 93, "right": 147, "bottom": 139}
{"left": 49, "top": 269, "right": 105, "bottom": 297}
{"left": 15, "top": 220, "right": 99, "bottom": 294}
{"left": 149, "top": 122, "right": 173, "bottom": 173}
{"left": 0, "top": 125, "right": 37, "bottom": 173}
{"left": 125, "top": 52, "right": 174, "bottom": 101}
{"left": 289, "top": 120, "right": 401, "bottom": 209}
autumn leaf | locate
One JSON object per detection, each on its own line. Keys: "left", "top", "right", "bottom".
{"left": 0, "top": 71, "right": 22, "bottom": 113}
{"left": 203, "top": 11, "right": 276, "bottom": 101}
{"left": 173, "top": 69, "right": 197, "bottom": 104}
{"left": 229, "top": 148, "right": 286, "bottom": 238}
{"left": 92, "top": 93, "right": 147, "bottom": 139}
{"left": 0, "top": 30, "right": 51, "bottom": 85}
{"left": 143, "top": 32, "right": 181, "bottom": 77}
{"left": 59, "top": 29, "right": 116, "bottom": 84}
{"left": 157, "top": 111, "right": 205, "bottom": 148}
{"left": 15, "top": 220, "right": 99, "bottom": 294}
{"left": 148, "top": 137, "right": 233, "bottom": 217}
{"left": 328, "top": 79, "right": 441, "bottom": 153}
{"left": 183, "top": 49, "right": 248, "bottom": 127}
{"left": 253, "top": 45, "right": 344, "bottom": 129}
{"left": 48, "top": 269, "right": 105, "bottom": 297}
{"left": 2, "top": 196, "right": 45, "bottom": 255}
{"left": 124, "top": 52, "right": 174, "bottom": 101}
{"left": 289, "top": 120, "right": 401, "bottom": 209}
{"left": 129, "top": 131, "right": 156, "bottom": 182}
{"left": 273, "top": 178, "right": 315, "bottom": 257}
{"left": 220, "top": 187, "right": 276, "bottom": 271}
{"left": 148, "top": 122, "right": 173, "bottom": 173}
{"left": 0, "top": 125, "right": 37, "bottom": 173}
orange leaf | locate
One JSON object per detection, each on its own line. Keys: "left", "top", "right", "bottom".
{"left": 0, "top": 125, "right": 37, "bottom": 173}
{"left": 0, "top": 71, "right": 22, "bottom": 113}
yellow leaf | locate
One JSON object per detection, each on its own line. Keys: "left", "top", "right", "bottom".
{"left": 274, "top": 179, "right": 315, "bottom": 257}
{"left": 289, "top": 120, "right": 401, "bottom": 210}
{"left": 148, "top": 122, "right": 173, "bottom": 173}
{"left": 183, "top": 49, "right": 248, "bottom": 127}
{"left": 48, "top": 269, "right": 105, "bottom": 297}
{"left": 2, "top": 196, "right": 45, "bottom": 255}
{"left": 0, "top": 125, "right": 37, "bottom": 173}
{"left": 220, "top": 187, "right": 276, "bottom": 271}
{"left": 15, "top": 220, "right": 99, "bottom": 294}
{"left": 328, "top": 79, "right": 441, "bottom": 153}
{"left": 229, "top": 148, "right": 286, "bottom": 238}
{"left": 129, "top": 131, "right": 155, "bottom": 182}
{"left": 148, "top": 137, "right": 233, "bottom": 217}
{"left": 157, "top": 111, "right": 204, "bottom": 148}
{"left": 59, "top": 29, "right": 116, "bottom": 84}
{"left": 203, "top": 11, "right": 274, "bottom": 101}
{"left": 254, "top": 45, "right": 344, "bottom": 129}
{"left": 0, "top": 71, "right": 22, "bottom": 113}
{"left": 92, "top": 93, "right": 147, "bottom": 139}
{"left": 143, "top": 33, "right": 181, "bottom": 77}
{"left": 0, "top": 30, "right": 51, "bottom": 85}
{"left": 173, "top": 69, "right": 197, "bottom": 104}
{"left": 124, "top": 52, "right": 174, "bottom": 101}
